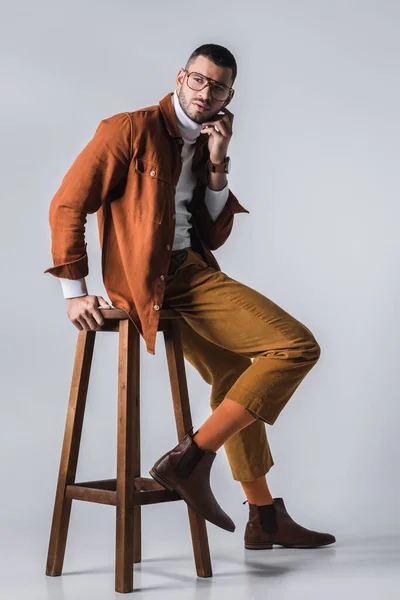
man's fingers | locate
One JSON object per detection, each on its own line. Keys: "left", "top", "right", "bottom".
{"left": 75, "top": 317, "right": 86, "bottom": 331}
{"left": 203, "top": 114, "right": 229, "bottom": 125}
{"left": 202, "top": 112, "right": 233, "bottom": 134}
{"left": 202, "top": 120, "right": 230, "bottom": 136}
{"left": 97, "top": 295, "right": 112, "bottom": 308}
{"left": 221, "top": 106, "right": 234, "bottom": 121}
{"left": 74, "top": 319, "right": 84, "bottom": 331}
{"left": 214, "top": 120, "right": 229, "bottom": 135}
{"left": 82, "top": 312, "right": 98, "bottom": 330}
{"left": 88, "top": 307, "right": 105, "bottom": 329}
{"left": 67, "top": 295, "right": 110, "bottom": 331}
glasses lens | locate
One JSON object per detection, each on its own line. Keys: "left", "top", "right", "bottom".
{"left": 187, "top": 72, "right": 229, "bottom": 101}
{"left": 212, "top": 85, "right": 229, "bottom": 101}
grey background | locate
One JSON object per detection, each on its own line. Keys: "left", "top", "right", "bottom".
{"left": 1, "top": 0, "right": 399, "bottom": 597}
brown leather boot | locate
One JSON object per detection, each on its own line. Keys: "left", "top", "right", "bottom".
{"left": 244, "top": 498, "right": 336, "bottom": 549}
{"left": 149, "top": 427, "right": 235, "bottom": 532}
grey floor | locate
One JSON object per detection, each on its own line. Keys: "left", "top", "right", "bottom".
{"left": 2, "top": 523, "right": 399, "bottom": 599}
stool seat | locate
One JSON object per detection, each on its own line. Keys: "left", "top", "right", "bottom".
{"left": 100, "top": 307, "right": 182, "bottom": 321}
{"left": 45, "top": 305, "right": 212, "bottom": 593}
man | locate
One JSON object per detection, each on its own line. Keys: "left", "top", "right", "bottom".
{"left": 44, "top": 43, "right": 336, "bottom": 549}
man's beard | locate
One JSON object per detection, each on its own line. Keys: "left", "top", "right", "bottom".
{"left": 177, "top": 89, "right": 216, "bottom": 124}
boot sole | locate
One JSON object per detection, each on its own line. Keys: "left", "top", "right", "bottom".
{"left": 149, "top": 467, "right": 235, "bottom": 533}
{"left": 245, "top": 542, "right": 333, "bottom": 549}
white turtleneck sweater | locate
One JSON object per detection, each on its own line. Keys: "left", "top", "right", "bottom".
{"left": 59, "top": 89, "right": 230, "bottom": 298}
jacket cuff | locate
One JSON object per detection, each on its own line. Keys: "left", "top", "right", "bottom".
{"left": 43, "top": 251, "right": 89, "bottom": 279}
{"left": 209, "top": 188, "right": 250, "bottom": 225}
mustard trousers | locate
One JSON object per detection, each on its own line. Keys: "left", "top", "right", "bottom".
{"left": 163, "top": 247, "right": 321, "bottom": 482}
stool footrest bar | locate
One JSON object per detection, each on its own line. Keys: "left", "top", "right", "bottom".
{"left": 66, "top": 477, "right": 182, "bottom": 506}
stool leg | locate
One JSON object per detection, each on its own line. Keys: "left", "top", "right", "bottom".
{"left": 115, "top": 319, "right": 140, "bottom": 593}
{"left": 46, "top": 330, "right": 96, "bottom": 577}
{"left": 163, "top": 320, "right": 213, "bottom": 578}
{"left": 133, "top": 370, "right": 142, "bottom": 565}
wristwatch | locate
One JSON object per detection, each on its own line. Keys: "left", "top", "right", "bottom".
{"left": 208, "top": 155, "right": 231, "bottom": 174}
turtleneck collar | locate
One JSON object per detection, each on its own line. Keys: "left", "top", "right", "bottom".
{"left": 172, "top": 88, "right": 204, "bottom": 143}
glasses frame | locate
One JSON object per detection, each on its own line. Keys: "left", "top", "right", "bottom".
{"left": 183, "top": 68, "right": 233, "bottom": 101}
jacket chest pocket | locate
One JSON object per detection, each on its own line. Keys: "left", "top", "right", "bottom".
{"left": 133, "top": 157, "right": 175, "bottom": 224}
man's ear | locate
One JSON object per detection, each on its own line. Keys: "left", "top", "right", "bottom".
{"left": 223, "top": 89, "right": 235, "bottom": 108}
{"left": 176, "top": 68, "right": 186, "bottom": 90}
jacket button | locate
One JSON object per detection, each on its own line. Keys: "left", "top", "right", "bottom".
{"left": 154, "top": 304, "right": 160, "bottom": 311}
{"left": 160, "top": 275, "right": 165, "bottom": 281}
{"left": 166, "top": 244, "right": 171, "bottom": 250}
{"left": 150, "top": 170, "right": 156, "bottom": 177}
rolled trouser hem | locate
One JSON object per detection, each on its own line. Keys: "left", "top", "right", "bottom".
{"left": 226, "top": 386, "right": 280, "bottom": 426}
{"left": 245, "top": 407, "right": 271, "bottom": 425}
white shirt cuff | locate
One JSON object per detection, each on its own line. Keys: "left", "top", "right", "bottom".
{"left": 59, "top": 277, "right": 88, "bottom": 298}
{"left": 204, "top": 183, "right": 229, "bottom": 221}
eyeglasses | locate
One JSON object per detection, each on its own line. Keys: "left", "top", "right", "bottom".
{"left": 183, "top": 69, "right": 232, "bottom": 101}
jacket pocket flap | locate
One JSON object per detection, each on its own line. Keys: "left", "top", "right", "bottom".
{"left": 134, "top": 158, "right": 172, "bottom": 183}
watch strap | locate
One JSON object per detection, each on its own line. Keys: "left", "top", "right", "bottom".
{"left": 208, "top": 156, "right": 230, "bottom": 173}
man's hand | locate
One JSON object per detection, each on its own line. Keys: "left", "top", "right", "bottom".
{"left": 66, "top": 295, "right": 112, "bottom": 331}
{"left": 200, "top": 106, "right": 234, "bottom": 163}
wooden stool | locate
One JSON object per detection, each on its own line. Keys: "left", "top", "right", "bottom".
{"left": 45, "top": 308, "right": 212, "bottom": 593}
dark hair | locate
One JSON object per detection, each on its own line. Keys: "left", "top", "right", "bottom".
{"left": 185, "top": 43, "right": 237, "bottom": 86}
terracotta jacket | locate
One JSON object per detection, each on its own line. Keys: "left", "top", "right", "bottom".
{"left": 44, "top": 91, "right": 250, "bottom": 355}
